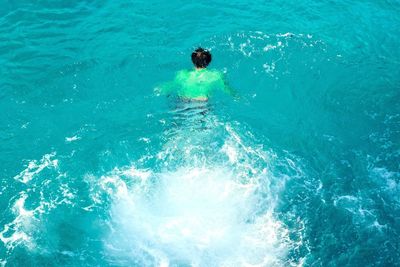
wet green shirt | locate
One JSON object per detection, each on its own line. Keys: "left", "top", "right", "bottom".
{"left": 159, "top": 69, "right": 229, "bottom": 100}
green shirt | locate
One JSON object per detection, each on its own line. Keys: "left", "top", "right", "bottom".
{"left": 159, "top": 69, "right": 230, "bottom": 100}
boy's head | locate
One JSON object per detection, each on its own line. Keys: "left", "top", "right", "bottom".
{"left": 191, "top": 47, "right": 212, "bottom": 68}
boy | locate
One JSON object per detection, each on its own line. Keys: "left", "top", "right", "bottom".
{"left": 156, "top": 47, "right": 234, "bottom": 101}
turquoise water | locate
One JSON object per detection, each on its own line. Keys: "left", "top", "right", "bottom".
{"left": 1, "top": 0, "right": 400, "bottom": 266}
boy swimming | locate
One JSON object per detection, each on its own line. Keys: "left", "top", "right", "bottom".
{"left": 156, "top": 47, "right": 234, "bottom": 101}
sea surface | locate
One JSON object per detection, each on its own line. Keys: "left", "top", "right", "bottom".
{"left": 1, "top": 1, "right": 399, "bottom": 266}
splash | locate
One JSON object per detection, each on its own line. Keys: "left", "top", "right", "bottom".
{"left": 100, "top": 166, "right": 289, "bottom": 266}
{"left": 89, "top": 119, "right": 297, "bottom": 266}
{"left": 1, "top": 153, "right": 75, "bottom": 257}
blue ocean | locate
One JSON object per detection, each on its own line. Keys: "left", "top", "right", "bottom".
{"left": 1, "top": 1, "right": 399, "bottom": 266}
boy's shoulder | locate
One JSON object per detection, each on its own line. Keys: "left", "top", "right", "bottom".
{"left": 175, "top": 68, "right": 223, "bottom": 80}
{"left": 175, "top": 69, "right": 190, "bottom": 80}
{"left": 205, "top": 69, "right": 224, "bottom": 80}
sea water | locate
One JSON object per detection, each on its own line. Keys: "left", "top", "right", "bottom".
{"left": 0, "top": 1, "right": 399, "bottom": 266}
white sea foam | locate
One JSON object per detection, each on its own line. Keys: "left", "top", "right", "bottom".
{"left": 13, "top": 152, "right": 58, "bottom": 184}
{"left": 0, "top": 193, "right": 34, "bottom": 251}
{"left": 101, "top": 162, "right": 290, "bottom": 266}
{"left": 85, "top": 119, "right": 300, "bottom": 266}
{"left": 0, "top": 179, "right": 75, "bottom": 253}
{"left": 65, "top": 135, "right": 81, "bottom": 142}
{"left": 263, "top": 44, "right": 277, "bottom": 52}
{"left": 2, "top": 154, "right": 74, "bottom": 254}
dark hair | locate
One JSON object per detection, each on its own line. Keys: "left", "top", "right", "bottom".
{"left": 191, "top": 47, "right": 212, "bottom": 68}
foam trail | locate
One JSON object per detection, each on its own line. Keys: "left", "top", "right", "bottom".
{"left": 71, "top": 105, "right": 299, "bottom": 266}
{"left": 13, "top": 152, "right": 58, "bottom": 184}
{"left": 0, "top": 193, "right": 33, "bottom": 251}
{"left": 102, "top": 166, "right": 289, "bottom": 266}
{"left": 1, "top": 153, "right": 75, "bottom": 257}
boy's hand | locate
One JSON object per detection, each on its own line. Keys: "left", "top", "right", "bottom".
{"left": 154, "top": 87, "right": 161, "bottom": 96}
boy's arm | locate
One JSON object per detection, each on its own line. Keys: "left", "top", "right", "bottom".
{"left": 155, "top": 81, "right": 174, "bottom": 96}
{"left": 220, "top": 73, "right": 240, "bottom": 100}
{"left": 155, "top": 72, "right": 181, "bottom": 96}
{"left": 155, "top": 70, "right": 186, "bottom": 97}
